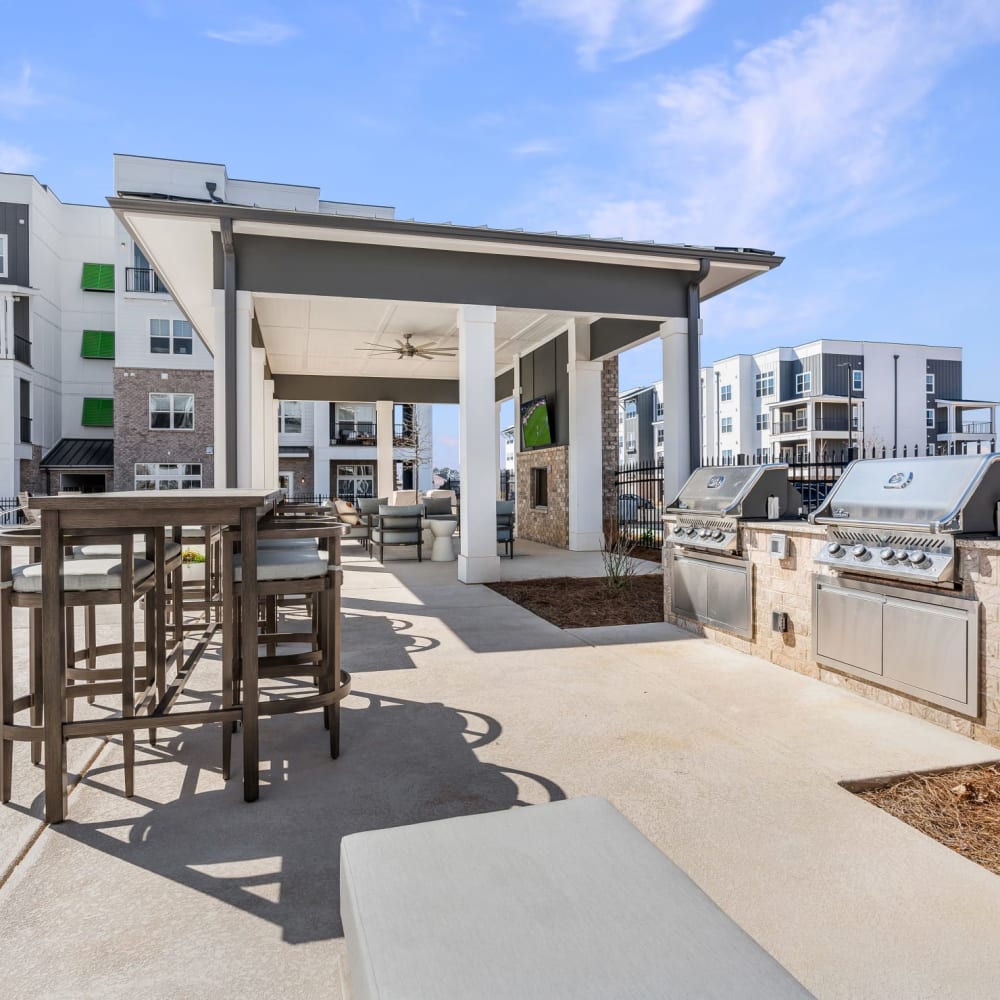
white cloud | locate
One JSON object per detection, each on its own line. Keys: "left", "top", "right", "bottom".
{"left": 520, "top": 0, "right": 709, "bottom": 67}
{"left": 0, "top": 64, "right": 47, "bottom": 118}
{"left": 205, "top": 18, "right": 297, "bottom": 45}
{"left": 511, "top": 139, "right": 560, "bottom": 156}
{"left": 0, "top": 142, "right": 37, "bottom": 173}
{"left": 581, "top": 0, "right": 1000, "bottom": 248}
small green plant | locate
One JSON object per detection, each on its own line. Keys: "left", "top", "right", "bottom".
{"left": 601, "top": 525, "right": 639, "bottom": 594}
{"left": 181, "top": 549, "right": 206, "bottom": 564}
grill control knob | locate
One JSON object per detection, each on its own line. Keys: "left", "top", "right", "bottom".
{"left": 713, "top": 530, "right": 726, "bottom": 541}
{"left": 672, "top": 525, "right": 684, "bottom": 535}
{"left": 908, "top": 550, "right": 926, "bottom": 565}
{"left": 894, "top": 549, "right": 908, "bottom": 562}
{"left": 700, "top": 529, "right": 711, "bottom": 539}
{"left": 827, "top": 542, "right": 843, "bottom": 556}
{"left": 686, "top": 527, "right": 698, "bottom": 537}
{"left": 880, "top": 548, "right": 895, "bottom": 562}
{"left": 852, "top": 545, "right": 870, "bottom": 560}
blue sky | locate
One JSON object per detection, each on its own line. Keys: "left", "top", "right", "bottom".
{"left": 3, "top": 1, "right": 999, "bottom": 469}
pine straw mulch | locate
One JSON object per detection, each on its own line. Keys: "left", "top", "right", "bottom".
{"left": 857, "top": 763, "right": 1000, "bottom": 876}
{"left": 487, "top": 574, "right": 664, "bottom": 629}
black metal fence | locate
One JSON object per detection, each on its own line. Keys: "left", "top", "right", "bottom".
{"left": 0, "top": 497, "right": 25, "bottom": 525}
{"left": 499, "top": 470, "right": 515, "bottom": 502}
{"left": 615, "top": 460, "right": 666, "bottom": 546}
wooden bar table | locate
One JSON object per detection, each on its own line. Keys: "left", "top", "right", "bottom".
{"left": 30, "top": 488, "right": 282, "bottom": 823}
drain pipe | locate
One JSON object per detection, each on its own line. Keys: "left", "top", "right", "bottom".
{"left": 893, "top": 353, "right": 899, "bottom": 455}
{"left": 221, "top": 217, "right": 238, "bottom": 487}
{"left": 687, "top": 258, "right": 711, "bottom": 473}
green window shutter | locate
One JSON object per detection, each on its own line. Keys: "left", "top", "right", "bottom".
{"left": 82, "top": 397, "right": 114, "bottom": 427}
{"left": 81, "top": 330, "right": 115, "bottom": 359}
{"left": 81, "top": 263, "right": 115, "bottom": 292}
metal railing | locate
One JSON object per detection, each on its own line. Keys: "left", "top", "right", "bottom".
{"left": 614, "top": 459, "right": 665, "bottom": 546}
{"left": 14, "top": 335, "right": 31, "bottom": 366}
{"left": 0, "top": 496, "right": 25, "bottom": 525}
{"left": 393, "top": 423, "right": 414, "bottom": 446}
{"left": 125, "top": 267, "right": 168, "bottom": 293}
{"left": 961, "top": 421, "right": 994, "bottom": 434}
{"left": 331, "top": 421, "right": 377, "bottom": 446}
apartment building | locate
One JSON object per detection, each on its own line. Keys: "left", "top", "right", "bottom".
{"left": 618, "top": 383, "right": 665, "bottom": 465}
{"left": 0, "top": 174, "right": 116, "bottom": 496}
{"left": 0, "top": 166, "right": 433, "bottom": 498}
{"left": 700, "top": 340, "right": 995, "bottom": 464}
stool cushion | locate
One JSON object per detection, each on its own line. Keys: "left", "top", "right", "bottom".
{"left": 257, "top": 537, "right": 319, "bottom": 550}
{"left": 233, "top": 549, "right": 330, "bottom": 582}
{"left": 73, "top": 539, "right": 183, "bottom": 561}
{"left": 13, "top": 556, "right": 156, "bottom": 594}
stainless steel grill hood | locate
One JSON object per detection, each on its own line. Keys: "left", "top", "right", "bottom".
{"left": 811, "top": 454, "right": 1000, "bottom": 585}
{"left": 665, "top": 464, "right": 802, "bottom": 554}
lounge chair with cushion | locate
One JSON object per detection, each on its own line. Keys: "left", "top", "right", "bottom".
{"left": 332, "top": 499, "right": 371, "bottom": 545}
{"left": 420, "top": 496, "right": 456, "bottom": 522}
{"left": 496, "top": 500, "right": 515, "bottom": 558}
{"left": 371, "top": 504, "right": 424, "bottom": 562}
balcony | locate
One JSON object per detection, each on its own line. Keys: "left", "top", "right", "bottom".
{"left": 393, "top": 423, "right": 415, "bottom": 447}
{"left": 332, "top": 421, "right": 376, "bottom": 447}
{"left": 125, "top": 267, "right": 168, "bottom": 294}
{"left": 14, "top": 335, "right": 30, "bottom": 366}
{"left": 961, "top": 421, "right": 994, "bottom": 435}
{"left": 813, "top": 416, "right": 851, "bottom": 432}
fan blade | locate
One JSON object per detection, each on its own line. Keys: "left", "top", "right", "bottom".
{"left": 414, "top": 349, "right": 456, "bottom": 356}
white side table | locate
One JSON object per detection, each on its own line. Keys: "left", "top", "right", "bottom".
{"left": 429, "top": 519, "right": 457, "bottom": 561}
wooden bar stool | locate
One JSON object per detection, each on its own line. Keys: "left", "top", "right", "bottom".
{"left": 0, "top": 527, "right": 162, "bottom": 802}
{"left": 220, "top": 519, "right": 350, "bottom": 782}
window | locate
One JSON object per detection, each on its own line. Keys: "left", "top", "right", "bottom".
{"left": 926, "top": 373, "right": 935, "bottom": 394}
{"left": 19, "top": 379, "right": 30, "bottom": 442}
{"left": 150, "top": 318, "right": 193, "bottom": 355}
{"left": 625, "top": 435, "right": 637, "bottom": 454}
{"left": 149, "top": 393, "right": 194, "bottom": 430}
{"left": 334, "top": 463, "right": 375, "bottom": 501}
{"left": 720, "top": 384, "right": 732, "bottom": 402}
{"left": 927, "top": 408, "right": 936, "bottom": 428}
{"left": 721, "top": 450, "right": 734, "bottom": 463}
{"left": 135, "top": 463, "right": 202, "bottom": 490}
{"left": 81, "top": 262, "right": 115, "bottom": 292}
{"left": 333, "top": 402, "right": 376, "bottom": 444}
{"left": 654, "top": 401, "right": 663, "bottom": 418}
{"left": 720, "top": 416, "right": 733, "bottom": 434}
{"left": 656, "top": 428, "right": 664, "bottom": 444}
{"left": 755, "top": 371, "right": 775, "bottom": 397}
{"left": 795, "top": 371, "right": 812, "bottom": 395}
{"left": 278, "top": 401, "right": 303, "bottom": 434}
{"left": 0, "top": 234, "right": 7, "bottom": 278}
{"left": 82, "top": 397, "right": 114, "bottom": 427}
{"left": 624, "top": 399, "right": 638, "bottom": 417}
{"left": 531, "top": 467, "right": 549, "bottom": 508}
{"left": 756, "top": 413, "right": 769, "bottom": 431}
{"left": 128, "top": 245, "right": 168, "bottom": 293}
{"left": 795, "top": 444, "right": 809, "bottom": 462}
{"left": 852, "top": 404, "right": 860, "bottom": 431}
{"left": 80, "top": 330, "right": 115, "bottom": 359}
{"left": 852, "top": 369, "right": 863, "bottom": 392}
{"left": 794, "top": 407, "right": 808, "bottom": 430}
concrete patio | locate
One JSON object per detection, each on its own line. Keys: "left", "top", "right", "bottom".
{"left": 1, "top": 538, "right": 999, "bottom": 998}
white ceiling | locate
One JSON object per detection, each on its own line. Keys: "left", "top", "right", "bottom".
{"left": 254, "top": 294, "right": 576, "bottom": 378}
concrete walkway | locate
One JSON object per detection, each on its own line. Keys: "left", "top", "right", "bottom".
{"left": 1, "top": 539, "right": 999, "bottom": 998}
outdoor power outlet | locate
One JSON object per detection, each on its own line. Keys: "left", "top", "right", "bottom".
{"left": 772, "top": 611, "right": 788, "bottom": 633}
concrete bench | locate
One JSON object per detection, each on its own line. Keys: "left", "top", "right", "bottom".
{"left": 340, "top": 797, "right": 812, "bottom": 999}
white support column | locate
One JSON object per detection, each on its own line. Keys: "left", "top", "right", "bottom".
{"left": 458, "top": 304, "right": 501, "bottom": 584}
{"left": 263, "top": 378, "right": 276, "bottom": 489}
{"left": 249, "top": 347, "right": 266, "bottom": 488}
{"left": 212, "top": 290, "right": 227, "bottom": 486}
{"left": 661, "top": 318, "right": 691, "bottom": 505}
{"left": 375, "top": 399, "right": 394, "bottom": 498}
{"left": 233, "top": 292, "right": 256, "bottom": 487}
{"left": 495, "top": 401, "right": 503, "bottom": 499}
{"left": 512, "top": 355, "right": 522, "bottom": 461}
{"left": 567, "top": 319, "right": 605, "bottom": 550}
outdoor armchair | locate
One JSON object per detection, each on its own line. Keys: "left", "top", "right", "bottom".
{"left": 496, "top": 500, "right": 515, "bottom": 558}
{"left": 371, "top": 504, "right": 424, "bottom": 562}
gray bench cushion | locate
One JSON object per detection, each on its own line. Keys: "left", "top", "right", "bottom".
{"left": 232, "top": 549, "right": 329, "bottom": 582}
{"left": 73, "top": 539, "right": 182, "bottom": 561}
{"left": 340, "top": 797, "right": 812, "bottom": 1000}
{"left": 13, "top": 556, "right": 156, "bottom": 594}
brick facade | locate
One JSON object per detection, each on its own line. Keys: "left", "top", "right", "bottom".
{"left": 113, "top": 368, "right": 215, "bottom": 491}
{"left": 19, "top": 445, "right": 43, "bottom": 493}
{"left": 601, "top": 357, "right": 619, "bottom": 534}
{"left": 280, "top": 453, "right": 315, "bottom": 496}
{"left": 516, "top": 444, "right": 569, "bottom": 548}
{"left": 663, "top": 521, "right": 1000, "bottom": 749}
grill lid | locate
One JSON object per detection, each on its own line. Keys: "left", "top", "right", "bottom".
{"left": 667, "top": 464, "right": 798, "bottom": 518}
{"left": 811, "top": 454, "right": 1000, "bottom": 532}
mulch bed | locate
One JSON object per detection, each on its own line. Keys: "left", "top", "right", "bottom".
{"left": 487, "top": 574, "right": 664, "bottom": 629}
{"left": 857, "top": 763, "right": 1000, "bottom": 876}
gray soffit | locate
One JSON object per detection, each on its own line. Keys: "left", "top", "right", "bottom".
{"left": 495, "top": 369, "right": 515, "bottom": 402}
{"left": 107, "top": 195, "right": 783, "bottom": 273}
{"left": 272, "top": 374, "right": 460, "bottom": 405}
{"left": 215, "top": 233, "right": 689, "bottom": 318}
{"left": 590, "top": 318, "right": 664, "bottom": 361}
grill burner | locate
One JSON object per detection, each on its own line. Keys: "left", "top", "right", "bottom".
{"left": 811, "top": 454, "right": 1000, "bottom": 586}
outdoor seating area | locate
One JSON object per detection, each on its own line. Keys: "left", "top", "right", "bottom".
{"left": 2, "top": 535, "right": 1000, "bottom": 998}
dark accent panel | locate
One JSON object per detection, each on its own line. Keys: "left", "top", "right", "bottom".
{"left": 0, "top": 202, "right": 30, "bottom": 286}
{"left": 273, "top": 374, "right": 459, "bottom": 404}
{"left": 779, "top": 360, "right": 796, "bottom": 401}
{"left": 589, "top": 318, "right": 662, "bottom": 359}
{"left": 518, "top": 333, "right": 569, "bottom": 446}
{"left": 495, "top": 368, "right": 515, "bottom": 402}
{"left": 213, "top": 233, "right": 689, "bottom": 318}
{"left": 927, "top": 359, "right": 961, "bottom": 401}
{"left": 821, "top": 353, "right": 864, "bottom": 398}
{"left": 13, "top": 295, "right": 29, "bottom": 338}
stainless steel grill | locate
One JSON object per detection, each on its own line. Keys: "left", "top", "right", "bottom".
{"left": 665, "top": 464, "right": 802, "bottom": 555}
{"left": 811, "top": 454, "right": 1000, "bottom": 586}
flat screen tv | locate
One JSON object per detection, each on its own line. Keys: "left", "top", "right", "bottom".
{"left": 521, "top": 396, "right": 553, "bottom": 449}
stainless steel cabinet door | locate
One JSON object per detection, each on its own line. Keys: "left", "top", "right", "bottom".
{"left": 672, "top": 553, "right": 751, "bottom": 637}
{"left": 815, "top": 584, "right": 884, "bottom": 676}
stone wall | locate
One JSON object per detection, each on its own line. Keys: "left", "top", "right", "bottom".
{"left": 600, "top": 356, "right": 619, "bottom": 533}
{"left": 663, "top": 520, "right": 1000, "bottom": 748}
{"left": 113, "top": 368, "right": 215, "bottom": 491}
{"left": 516, "top": 444, "right": 568, "bottom": 548}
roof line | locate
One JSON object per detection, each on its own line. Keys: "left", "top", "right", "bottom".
{"left": 107, "top": 195, "right": 784, "bottom": 269}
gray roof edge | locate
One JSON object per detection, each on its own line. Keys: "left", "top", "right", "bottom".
{"left": 107, "top": 196, "right": 784, "bottom": 270}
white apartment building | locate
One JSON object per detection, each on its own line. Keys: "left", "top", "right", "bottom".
{"left": 700, "top": 340, "right": 995, "bottom": 464}
{"left": 617, "top": 382, "right": 665, "bottom": 465}
{"left": 0, "top": 165, "right": 434, "bottom": 499}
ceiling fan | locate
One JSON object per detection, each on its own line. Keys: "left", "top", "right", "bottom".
{"left": 357, "top": 333, "right": 456, "bottom": 360}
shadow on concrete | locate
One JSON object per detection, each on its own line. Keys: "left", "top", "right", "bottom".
{"left": 55, "top": 691, "right": 566, "bottom": 944}
{"left": 340, "top": 612, "right": 439, "bottom": 672}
